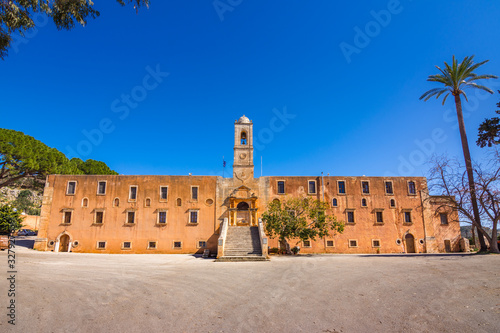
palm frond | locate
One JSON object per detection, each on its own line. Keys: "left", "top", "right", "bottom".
{"left": 462, "top": 82, "right": 495, "bottom": 94}
{"left": 420, "top": 87, "right": 449, "bottom": 101}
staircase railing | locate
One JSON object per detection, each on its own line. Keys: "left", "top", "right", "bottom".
{"left": 258, "top": 218, "right": 268, "bottom": 258}
{"left": 217, "top": 218, "right": 228, "bottom": 258}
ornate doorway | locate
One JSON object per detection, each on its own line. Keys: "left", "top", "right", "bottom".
{"left": 236, "top": 202, "right": 250, "bottom": 226}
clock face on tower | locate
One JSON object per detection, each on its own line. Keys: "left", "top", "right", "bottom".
{"left": 239, "top": 153, "right": 247, "bottom": 160}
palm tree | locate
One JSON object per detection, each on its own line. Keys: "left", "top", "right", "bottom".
{"left": 420, "top": 55, "right": 497, "bottom": 251}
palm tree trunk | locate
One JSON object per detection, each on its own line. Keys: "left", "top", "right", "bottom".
{"left": 454, "top": 94, "right": 487, "bottom": 251}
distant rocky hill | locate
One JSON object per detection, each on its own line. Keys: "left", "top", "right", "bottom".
{"left": 461, "top": 225, "right": 493, "bottom": 239}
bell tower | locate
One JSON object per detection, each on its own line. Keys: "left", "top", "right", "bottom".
{"left": 233, "top": 115, "right": 254, "bottom": 181}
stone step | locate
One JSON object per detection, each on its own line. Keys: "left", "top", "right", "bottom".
{"left": 215, "top": 256, "right": 269, "bottom": 262}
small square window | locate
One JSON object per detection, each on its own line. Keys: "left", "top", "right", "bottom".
{"left": 127, "top": 211, "right": 136, "bottom": 224}
{"left": 160, "top": 186, "right": 168, "bottom": 200}
{"left": 129, "top": 186, "right": 137, "bottom": 200}
{"left": 404, "top": 211, "right": 412, "bottom": 223}
{"left": 173, "top": 241, "right": 182, "bottom": 249}
{"left": 63, "top": 211, "right": 72, "bottom": 224}
{"left": 408, "top": 181, "right": 416, "bottom": 195}
{"left": 148, "top": 241, "right": 157, "bottom": 249}
{"left": 66, "top": 181, "right": 76, "bottom": 195}
{"left": 385, "top": 181, "right": 393, "bottom": 195}
{"left": 349, "top": 240, "right": 358, "bottom": 248}
{"left": 338, "top": 181, "right": 346, "bottom": 194}
{"left": 191, "top": 186, "right": 199, "bottom": 200}
{"left": 362, "top": 181, "right": 370, "bottom": 194}
{"left": 372, "top": 240, "right": 381, "bottom": 248}
{"left": 440, "top": 213, "right": 448, "bottom": 225}
{"left": 347, "top": 211, "right": 355, "bottom": 223}
{"left": 376, "top": 211, "right": 384, "bottom": 223}
{"left": 308, "top": 180, "right": 316, "bottom": 194}
{"left": 303, "top": 240, "right": 311, "bottom": 247}
{"left": 95, "top": 211, "right": 104, "bottom": 224}
{"left": 189, "top": 210, "right": 198, "bottom": 224}
{"left": 97, "top": 181, "right": 106, "bottom": 195}
{"left": 198, "top": 241, "right": 207, "bottom": 248}
{"left": 122, "top": 241, "right": 131, "bottom": 249}
{"left": 97, "top": 241, "right": 106, "bottom": 249}
{"left": 326, "top": 240, "right": 335, "bottom": 247}
{"left": 277, "top": 181, "right": 285, "bottom": 194}
{"left": 158, "top": 211, "right": 167, "bottom": 224}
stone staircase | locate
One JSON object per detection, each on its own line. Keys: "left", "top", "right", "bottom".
{"left": 216, "top": 226, "right": 268, "bottom": 262}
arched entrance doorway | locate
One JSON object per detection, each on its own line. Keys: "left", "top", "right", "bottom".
{"left": 59, "top": 234, "right": 70, "bottom": 252}
{"left": 405, "top": 234, "right": 415, "bottom": 253}
{"left": 236, "top": 202, "right": 250, "bottom": 226}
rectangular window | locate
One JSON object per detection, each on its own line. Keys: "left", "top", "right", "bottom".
{"left": 198, "top": 241, "right": 207, "bottom": 248}
{"left": 372, "top": 240, "right": 381, "bottom": 248}
{"left": 95, "top": 211, "right": 104, "bottom": 224}
{"left": 326, "top": 240, "right": 335, "bottom": 247}
{"left": 440, "top": 213, "right": 448, "bottom": 225}
{"left": 158, "top": 211, "right": 167, "bottom": 224}
{"left": 97, "top": 241, "right": 106, "bottom": 249}
{"left": 173, "top": 241, "right": 182, "bottom": 249}
{"left": 129, "top": 186, "right": 137, "bottom": 200}
{"left": 97, "top": 181, "right": 106, "bottom": 195}
{"left": 349, "top": 240, "right": 358, "bottom": 248}
{"left": 385, "top": 181, "right": 393, "bottom": 195}
{"left": 277, "top": 181, "right": 285, "bottom": 194}
{"left": 408, "top": 181, "right": 416, "bottom": 195}
{"left": 404, "top": 211, "right": 412, "bottom": 223}
{"left": 347, "top": 211, "right": 355, "bottom": 223}
{"left": 63, "top": 211, "right": 72, "bottom": 224}
{"left": 191, "top": 186, "right": 198, "bottom": 200}
{"left": 303, "top": 240, "right": 311, "bottom": 247}
{"left": 190, "top": 210, "right": 198, "bottom": 224}
{"left": 148, "top": 241, "right": 157, "bottom": 249}
{"left": 122, "top": 241, "right": 131, "bottom": 249}
{"left": 376, "top": 211, "right": 384, "bottom": 223}
{"left": 66, "top": 181, "right": 76, "bottom": 195}
{"left": 362, "top": 181, "right": 370, "bottom": 194}
{"left": 338, "top": 181, "right": 346, "bottom": 194}
{"left": 127, "top": 211, "right": 135, "bottom": 224}
{"left": 308, "top": 180, "right": 316, "bottom": 194}
{"left": 160, "top": 186, "right": 168, "bottom": 200}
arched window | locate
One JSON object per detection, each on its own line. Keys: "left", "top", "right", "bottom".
{"left": 82, "top": 198, "right": 88, "bottom": 208}
{"left": 176, "top": 198, "right": 182, "bottom": 207}
{"left": 332, "top": 198, "right": 337, "bottom": 207}
{"left": 241, "top": 131, "right": 247, "bottom": 145}
{"left": 361, "top": 198, "right": 367, "bottom": 207}
{"left": 145, "top": 198, "right": 151, "bottom": 207}
{"left": 390, "top": 199, "right": 395, "bottom": 208}
{"left": 114, "top": 198, "right": 120, "bottom": 207}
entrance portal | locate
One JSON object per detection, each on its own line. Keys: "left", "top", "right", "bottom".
{"left": 405, "top": 234, "right": 415, "bottom": 253}
{"left": 59, "top": 234, "right": 70, "bottom": 252}
{"left": 236, "top": 202, "right": 250, "bottom": 226}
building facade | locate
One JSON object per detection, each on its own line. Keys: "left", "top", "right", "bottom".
{"left": 34, "top": 116, "right": 461, "bottom": 255}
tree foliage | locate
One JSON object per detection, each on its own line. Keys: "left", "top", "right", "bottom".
{"left": 428, "top": 152, "right": 500, "bottom": 253}
{"left": 0, "top": 0, "right": 150, "bottom": 59}
{"left": 261, "top": 197, "right": 344, "bottom": 252}
{"left": 0, "top": 128, "right": 117, "bottom": 189}
{"left": 420, "top": 55, "right": 498, "bottom": 252}
{"left": 477, "top": 92, "right": 500, "bottom": 148}
{"left": 12, "top": 189, "right": 40, "bottom": 215}
{"left": 0, "top": 204, "right": 23, "bottom": 234}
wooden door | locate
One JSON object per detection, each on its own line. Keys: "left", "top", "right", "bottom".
{"left": 405, "top": 234, "right": 415, "bottom": 253}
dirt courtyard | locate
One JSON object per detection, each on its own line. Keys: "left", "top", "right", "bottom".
{"left": 1, "top": 238, "right": 499, "bottom": 333}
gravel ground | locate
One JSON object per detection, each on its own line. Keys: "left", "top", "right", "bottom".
{"left": 1, "top": 237, "right": 499, "bottom": 333}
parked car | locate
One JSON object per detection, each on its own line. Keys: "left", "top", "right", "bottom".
{"left": 17, "top": 229, "right": 36, "bottom": 236}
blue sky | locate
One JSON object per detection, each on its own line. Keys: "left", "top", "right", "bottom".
{"left": 2, "top": 0, "right": 500, "bottom": 177}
